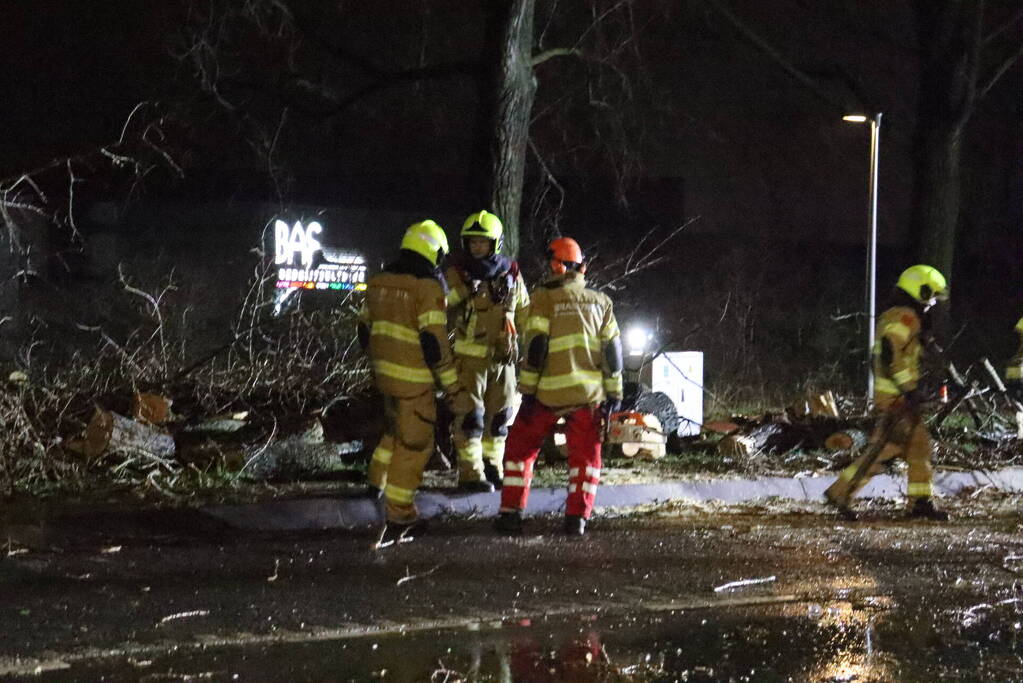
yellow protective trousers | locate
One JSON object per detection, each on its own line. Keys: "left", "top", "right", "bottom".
{"left": 366, "top": 391, "right": 437, "bottom": 523}
{"left": 826, "top": 402, "right": 933, "bottom": 507}
{"left": 451, "top": 356, "right": 517, "bottom": 483}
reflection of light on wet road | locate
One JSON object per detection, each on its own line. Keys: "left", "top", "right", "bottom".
{"left": 49, "top": 592, "right": 1013, "bottom": 680}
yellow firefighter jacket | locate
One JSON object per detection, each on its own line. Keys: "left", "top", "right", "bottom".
{"left": 519, "top": 271, "right": 623, "bottom": 408}
{"left": 445, "top": 263, "right": 529, "bottom": 363}
{"left": 873, "top": 305, "right": 923, "bottom": 405}
{"left": 360, "top": 271, "right": 459, "bottom": 398}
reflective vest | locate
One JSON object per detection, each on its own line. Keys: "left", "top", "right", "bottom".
{"left": 445, "top": 264, "right": 529, "bottom": 363}
{"left": 872, "top": 305, "right": 922, "bottom": 402}
{"left": 360, "top": 271, "right": 458, "bottom": 398}
{"left": 519, "top": 271, "right": 623, "bottom": 408}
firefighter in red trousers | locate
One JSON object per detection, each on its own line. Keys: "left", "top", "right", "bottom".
{"left": 495, "top": 237, "right": 623, "bottom": 536}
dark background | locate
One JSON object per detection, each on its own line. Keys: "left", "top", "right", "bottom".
{"left": 1, "top": 0, "right": 1020, "bottom": 395}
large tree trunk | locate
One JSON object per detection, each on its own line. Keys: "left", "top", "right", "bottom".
{"left": 913, "top": 122, "right": 964, "bottom": 279}
{"left": 482, "top": 0, "right": 536, "bottom": 258}
{"left": 910, "top": 1, "right": 982, "bottom": 285}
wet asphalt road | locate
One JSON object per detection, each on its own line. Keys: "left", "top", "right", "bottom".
{"left": 2, "top": 499, "right": 1023, "bottom": 681}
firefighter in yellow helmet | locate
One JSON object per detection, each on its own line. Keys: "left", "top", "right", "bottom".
{"left": 495, "top": 237, "right": 624, "bottom": 536}
{"left": 825, "top": 264, "right": 950, "bottom": 521}
{"left": 445, "top": 210, "right": 530, "bottom": 492}
{"left": 358, "top": 220, "right": 462, "bottom": 547}
{"left": 1006, "top": 317, "right": 1023, "bottom": 400}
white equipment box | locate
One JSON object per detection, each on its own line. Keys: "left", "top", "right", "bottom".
{"left": 642, "top": 351, "right": 704, "bottom": 437}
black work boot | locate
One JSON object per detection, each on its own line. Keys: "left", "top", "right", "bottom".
{"left": 373, "top": 521, "right": 419, "bottom": 550}
{"left": 495, "top": 511, "right": 523, "bottom": 535}
{"left": 824, "top": 492, "right": 858, "bottom": 521}
{"left": 457, "top": 480, "right": 495, "bottom": 494}
{"left": 564, "top": 515, "right": 586, "bottom": 536}
{"left": 908, "top": 498, "right": 950, "bottom": 521}
{"left": 483, "top": 461, "right": 503, "bottom": 490}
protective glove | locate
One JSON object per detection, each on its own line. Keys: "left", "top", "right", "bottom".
{"left": 519, "top": 393, "right": 537, "bottom": 414}
{"left": 599, "top": 398, "right": 622, "bottom": 421}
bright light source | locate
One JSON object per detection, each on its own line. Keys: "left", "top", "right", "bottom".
{"left": 842, "top": 115, "right": 868, "bottom": 123}
{"left": 626, "top": 325, "right": 651, "bottom": 356}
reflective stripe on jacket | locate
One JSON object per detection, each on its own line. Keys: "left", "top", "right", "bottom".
{"left": 519, "top": 271, "right": 623, "bottom": 408}
{"left": 872, "top": 305, "right": 922, "bottom": 402}
{"left": 360, "top": 271, "right": 458, "bottom": 397}
{"left": 445, "top": 265, "right": 529, "bottom": 362}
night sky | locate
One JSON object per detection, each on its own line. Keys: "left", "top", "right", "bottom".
{"left": 2, "top": 1, "right": 1021, "bottom": 358}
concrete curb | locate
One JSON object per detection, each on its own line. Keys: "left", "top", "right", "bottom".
{"left": 202, "top": 466, "right": 1023, "bottom": 531}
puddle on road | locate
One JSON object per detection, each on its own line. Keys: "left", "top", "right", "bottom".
{"left": 45, "top": 599, "right": 1023, "bottom": 681}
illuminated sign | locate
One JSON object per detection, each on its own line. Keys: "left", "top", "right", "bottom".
{"left": 273, "top": 219, "right": 367, "bottom": 293}
{"left": 275, "top": 219, "right": 323, "bottom": 267}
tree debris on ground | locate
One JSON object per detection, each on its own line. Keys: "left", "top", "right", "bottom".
{"left": 712, "top": 376, "right": 1022, "bottom": 473}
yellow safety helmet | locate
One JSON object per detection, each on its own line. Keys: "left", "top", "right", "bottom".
{"left": 461, "top": 210, "right": 504, "bottom": 254}
{"left": 896, "top": 264, "right": 948, "bottom": 305}
{"left": 1015, "top": 316, "right": 1023, "bottom": 334}
{"left": 400, "top": 220, "right": 449, "bottom": 267}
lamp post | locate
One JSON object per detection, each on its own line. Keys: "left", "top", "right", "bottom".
{"left": 843, "top": 112, "right": 882, "bottom": 404}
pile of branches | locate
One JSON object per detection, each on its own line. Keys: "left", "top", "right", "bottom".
{"left": 713, "top": 362, "right": 1023, "bottom": 474}
{"left": 0, "top": 265, "right": 371, "bottom": 497}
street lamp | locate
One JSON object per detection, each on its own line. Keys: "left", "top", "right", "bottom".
{"left": 843, "top": 112, "right": 882, "bottom": 404}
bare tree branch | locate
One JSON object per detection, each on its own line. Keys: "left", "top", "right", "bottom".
{"left": 531, "top": 46, "right": 582, "bottom": 67}
{"left": 978, "top": 41, "right": 1023, "bottom": 100}
{"left": 982, "top": 8, "right": 1023, "bottom": 46}
{"left": 699, "top": 0, "right": 851, "bottom": 113}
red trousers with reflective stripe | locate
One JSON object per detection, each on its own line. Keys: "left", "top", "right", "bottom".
{"left": 500, "top": 401, "right": 602, "bottom": 519}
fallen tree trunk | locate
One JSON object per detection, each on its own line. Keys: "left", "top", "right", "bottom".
{"left": 718, "top": 416, "right": 868, "bottom": 458}
{"left": 83, "top": 409, "right": 176, "bottom": 462}
{"left": 718, "top": 422, "right": 787, "bottom": 458}
{"left": 824, "top": 429, "right": 869, "bottom": 452}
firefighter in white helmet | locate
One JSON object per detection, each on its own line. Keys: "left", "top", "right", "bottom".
{"left": 825, "top": 265, "right": 950, "bottom": 521}
{"left": 445, "top": 210, "right": 529, "bottom": 491}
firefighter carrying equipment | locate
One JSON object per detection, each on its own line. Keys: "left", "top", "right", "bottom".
{"left": 896, "top": 264, "right": 948, "bottom": 306}
{"left": 461, "top": 210, "right": 504, "bottom": 254}
{"left": 825, "top": 298, "right": 943, "bottom": 516}
{"left": 1006, "top": 316, "right": 1023, "bottom": 389}
{"left": 500, "top": 253, "right": 623, "bottom": 525}
{"left": 825, "top": 396, "right": 936, "bottom": 509}
{"left": 360, "top": 224, "right": 461, "bottom": 524}
{"left": 446, "top": 216, "right": 529, "bottom": 486}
